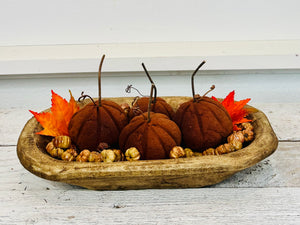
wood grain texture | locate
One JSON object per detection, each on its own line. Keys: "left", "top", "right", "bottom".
{"left": 16, "top": 96, "right": 278, "bottom": 190}
{"left": 3, "top": 142, "right": 299, "bottom": 191}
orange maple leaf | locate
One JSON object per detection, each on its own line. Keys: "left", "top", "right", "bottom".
{"left": 29, "top": 90, "right": 79, "bottom": 137}
{"left": 212, "top": 91, "right": 251, "bottom": 131}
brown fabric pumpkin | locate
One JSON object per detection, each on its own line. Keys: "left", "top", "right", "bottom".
{"left": 173, "top": 60, "right": 233, "bottom": 152}
{"left": 128, "top": 96, "right": 175, "bottom": 120}
{"left": 68, "top": 54, "right": 128, "bottom": 151}
{"left": 68, "top": 100, "right": 128, "bottom": 151}
{"left": 174, "top": 96, "right": 232, "bottom": 152}
{"left": 119, "top": 112, "right": 181, "bottom": 160}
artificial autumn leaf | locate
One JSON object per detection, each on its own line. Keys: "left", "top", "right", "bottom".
{"left": 212, "top": 91, "right": 251, "bottom": 131}
{"left": 29, "top": 90, "right": 79, "bottom": 137}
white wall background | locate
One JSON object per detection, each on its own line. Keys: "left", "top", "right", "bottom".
{"left": 1, "top": 0, "right": 300, "bottom": 109}
{"left": 1, "top": 0, "right": 300, "bottom": 46}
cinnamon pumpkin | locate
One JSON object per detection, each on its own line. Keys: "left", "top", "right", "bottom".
{"left": 68, "top": 55, "right": 128, "bottom": 151}
{"left": 119, "top": 84, "right": 181, "bottom": 160}
{"left": 174, "top": 61, "right": 233, "bottom": 152}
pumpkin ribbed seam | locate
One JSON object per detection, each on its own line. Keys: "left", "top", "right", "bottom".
{"left": 192, "top": 103, "right": 205, "bottom": 142}
{"left": 159, "top": 101, "right": 174, "bottom": 119}
{"left": 142, "top": 124, "right": 149, "bottom": 159}
{"left": 150, "top": 125, "right": 173, "bottom": 157}
{"left": 155, "top": 119, "right": 180, "bottom": 144}
{"left": 175, "top": 102, "right": 190, "bottom": 127}
{"left": 101, "top": 100, "right": 124, "bottom": 112}
{"left": 120, "top": 120, "right": 145, "bottom": 150}
{"left": 96, "top": 106, "right": 101, "bottom": 145}
{"left": 101, "top": 104, "right": 122, "bottom": 133}
{"left": 207, "top": 100, "right": 231, "bottom": 121}
{"left": 205, "top": 101, "right": 231, "bottom": 131}
{"left": 74, "top": 106, "right": 95, "bottom": 144}
{"left": 210, "top": 106, "right": 226, "bottom": 126}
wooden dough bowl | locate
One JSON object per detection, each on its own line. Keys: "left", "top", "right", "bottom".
{"left": 17, "top": 96, "right": 278, "bottom": 190}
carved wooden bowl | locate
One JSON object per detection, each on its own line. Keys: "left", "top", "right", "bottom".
{"left": 17, "top": 96, "right": 278, "bottom": 190}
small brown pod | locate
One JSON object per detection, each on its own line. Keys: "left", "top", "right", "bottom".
{"left": 101, "top": 149, "right": 116, "bottom": 162}
{"left": 113, "top": 149, "right": 125, "bottom": 162}
{"left": 202, "top": 148, "right": 216, "bottom": 156}
{"left": 169, "top": 146, "right": 185, "bottom": 159}
{"left": 227, "top": 131, "right": 245, "bottom": 144}
{"left": 76, "top": 149, "right": 91, "bottom": 162}
{"left": 46, "top": 141, "right": 55, "bottom": 154}
{"left": 88, "top": 151, "right": 102, "bottom": 162}
{"left": 124, "top": 147, "right": 141, "bottom": 161}
{"left": 46, "top": 141, "right": 64, "bottom": 158}
{"left": 231, "top": 139, "right": 243, "bottom": 150}
{"left": 61, "top": 149, "right": 78, "bottom": 161}
{"left": 243, "top": 129, "right": 254, "bottom": 142}
{"left": 53, "top": 136, "right": 71, "bottom": 149}
{"left": 184, "top": 148, "right": 194, "bottom": 158}
{"left": 215, "top": 143, "right": 235, "bottom": 154}
{"left": 241, "top": 122, "right": 254, "bottom": 131}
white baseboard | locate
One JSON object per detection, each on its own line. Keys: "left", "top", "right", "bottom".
{"left": 1, "top": 40, "right": 300, "bottom": 76}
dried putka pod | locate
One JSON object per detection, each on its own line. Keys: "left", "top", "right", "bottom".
{"left": 53, "top": 135, "right": 71, "bottom": 149}
{"left": 124, "top": 147, "right": 141, "bottom": 161}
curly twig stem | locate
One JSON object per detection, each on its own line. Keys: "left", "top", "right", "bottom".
{"left": 78, "top": 91, "right": 96, "bottom": 106}
{"left": 125, "top": 85, "right": 146, "bottom": 97}
{"left": 203, "top": 85, "right": 215, "bottom": 97}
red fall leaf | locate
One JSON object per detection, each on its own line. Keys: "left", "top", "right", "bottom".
{"left": 29, "top": 90, "right": 79, "bottom": 137}
{"left": 212, "top": 91, "right": 251, "bottom": 130}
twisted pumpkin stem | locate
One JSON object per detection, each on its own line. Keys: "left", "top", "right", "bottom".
{"left": 131, "top": 96, "right": 140, "bottom": 107}
{"left": 193, "top": 85, "right": 216, "bottom": 102}
{"left": 203, "top": 85, "right": 215, "bottom": 97}
{"left": 78, "top": 91, "right": 97, "bottom": 106}
{"left": 142, "top": 63, "right": 157, "bottom": 103}
{"left": 98, "top": 54, "right": 105, "bottom": 106}
{"left": 125, "top": 85, "right": 146, "bottom": 97}
{"left": 191, "top": 60, "right": 206, "bottom": 102}
{"left": 147, "top": 84, "right": 155, "bottom": 123}
{"left": 131, "top": 96, "right": 147, "bottom": 120}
